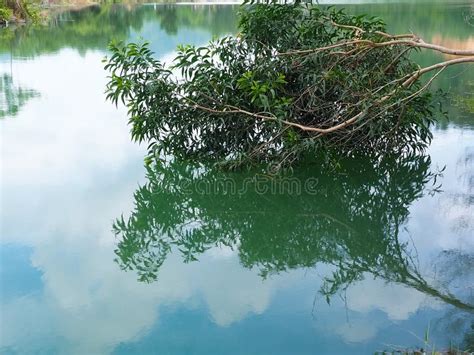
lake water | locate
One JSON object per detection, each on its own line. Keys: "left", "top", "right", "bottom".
{"left": 0, "top": 2, "right": 473, "bottom": 354}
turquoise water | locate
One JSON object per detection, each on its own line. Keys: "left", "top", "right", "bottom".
{"left": 0, "top": 3, "right": 473, "bottom": 354}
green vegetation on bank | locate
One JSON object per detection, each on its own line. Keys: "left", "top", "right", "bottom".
{"left": 0, "top": 0, "right": 41, "bottom": 23}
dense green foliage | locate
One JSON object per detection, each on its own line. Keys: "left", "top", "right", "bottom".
{"left": 0, "top": 4, "right": 13, "bottom": 21}
{"left": 105, "top": 1, "right": 443, "bottom": 169}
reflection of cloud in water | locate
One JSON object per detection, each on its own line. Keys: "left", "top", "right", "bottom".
{"left": 346, "top": 276, "right": 437, "bottom": 321}
{"left": 2, "top": 243, "right": 288, "bottom": 354}
{"left": 3, "top": 239, "right": 449, "bottom": 353}
{"left": 0, "top": 48, "right": 290, "bottom": 353}
{"left": 1, "top": 50, "right": 144, "bottom": 190}
{"left": 334, "top": 320, "right": 378, "bottom": 343}
{"left": 446, "top": 145, "right": 474, "bottom": 233}
{"left": 408, "top": 129, "right": 474, "bottom": 252}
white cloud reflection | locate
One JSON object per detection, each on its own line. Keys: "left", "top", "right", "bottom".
{"left": 0, "top": 49, "right": 290, "bottom": 354}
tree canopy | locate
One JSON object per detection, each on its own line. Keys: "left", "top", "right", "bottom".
{"left": 105, "top": 0, "right": 474, "bottom": 170}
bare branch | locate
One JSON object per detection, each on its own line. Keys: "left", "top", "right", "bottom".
{"left": 190, "top": 101, "right": 365, "bottom": 134}
{"left": 402, "top": 57, "right": 474, "bottom": 87}
{"left": 278, "top": 32, "right": 474, "bottom": 57}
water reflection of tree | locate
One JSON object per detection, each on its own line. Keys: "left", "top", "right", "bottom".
{"left": 0, "top": 73, "right": 39, "bottom": 118}
{"left": 154, "top": 5, "right": 238, "bottom": 36}
{"left": 113, "top": 154, "right": 473, "bottom": 312}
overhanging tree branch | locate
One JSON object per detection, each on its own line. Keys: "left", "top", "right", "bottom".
{"left": 105, "top": 2, "right": 474, "bottom": 168}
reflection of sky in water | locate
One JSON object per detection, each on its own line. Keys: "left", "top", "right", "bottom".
{"left": 130, "top": 25, "right": 220, "bottom": 59}
{"left": 0, "top": 4, "right": 473, "bottom": 354}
